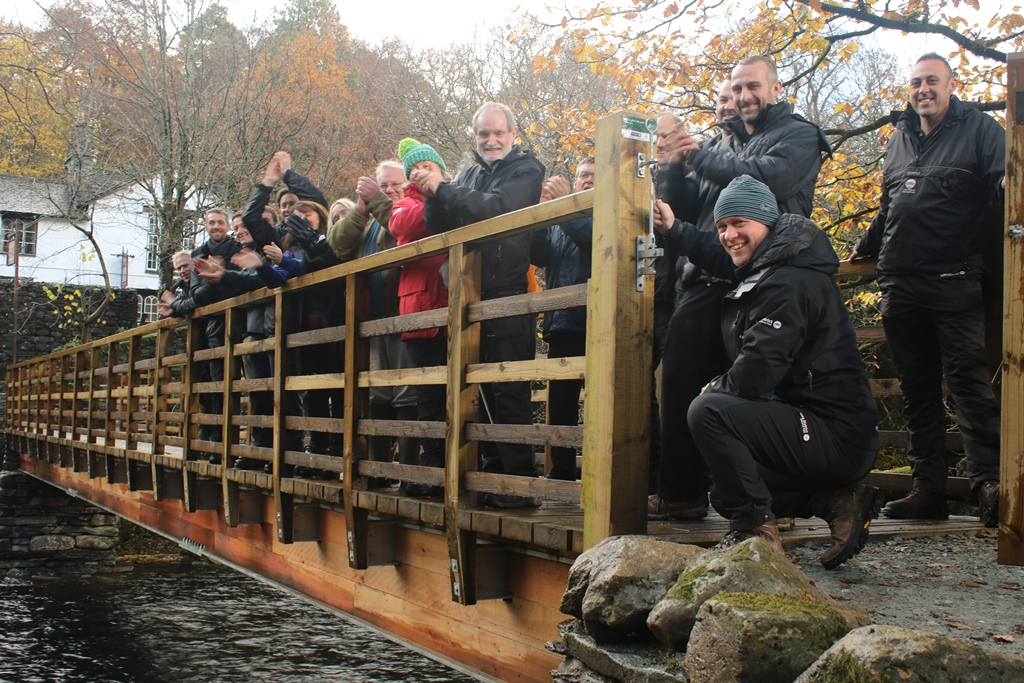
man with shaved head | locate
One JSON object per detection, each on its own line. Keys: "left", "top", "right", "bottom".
{"left": 852, "top": 53, "right": 1005, "bottom": 527}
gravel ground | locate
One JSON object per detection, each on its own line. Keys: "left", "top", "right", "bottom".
{"left": 789, "top": 530, "right": 1024, "bottom": 658}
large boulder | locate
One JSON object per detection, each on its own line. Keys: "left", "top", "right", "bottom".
{"left": 559, "top": 619, "right": 689, "bottom": 683}
{"left": 647, "top": 538, "right": 867, "bottom": 650}
{"left": 562, "top": 535, "right": 707, "bottom": 641}
{"left": 683, "top": 592, "right": 852, "bottom": 683}
{"left": 796, "top": 625, "right": 1024, "bottom": 682}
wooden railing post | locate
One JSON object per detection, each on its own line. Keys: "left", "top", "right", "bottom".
{"left": 1000, "top": 53, "right": 1024, "bottom": 565}
{"left": 582, "top": 110, "right": 655, "bottom": 548}
{"left": 151, "top": 327, "right": 172, "bottom": 498}
{"left": 124, "top": 335, "right": 144, "bottom": 490}
{"left": 182, "top": 316, "right": 204, "bottom": 511}
{"left": 445, "top": 243, "right": 482, "bottom": 605}
{"left": 222, "top": 307, "right": 244, "bottom": 526}
{"left": 343, "top": 273, "right": 371, "bottom": 568}
{"left": 273, "top": 290, "right": 301, "bottom": 543}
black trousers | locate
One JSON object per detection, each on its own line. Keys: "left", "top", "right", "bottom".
{"left": 479, "top": 313, "right": 537, "bottom": 478}
{"left": 200, "top": 329, "right": 225, "bottom": 443}
{"left": 296, "top": 342, "right": 343, "bottom": 454}
{"left": 649, "top": 300, "right": 673, "bottom": 491}
{"left": 688, "top": 392, "right": 876, "bottom": 532}
{"left": 242, "top": 333, "right": 273, "bottom": 449}
{"left": 657, "top": 281, "right": 732, "bottom": 501}
{"left": 546, "top": 330, "right": 587, "bottom": 480}
{"left": 405, "top": 334, "right": 448, "bottom": 469}
{"left": 880, "top": 272, "right": 1000, "bottom": 492}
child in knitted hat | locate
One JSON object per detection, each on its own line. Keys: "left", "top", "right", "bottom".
{"left": 388, "top": 138, "right": 450, "bottom": 495}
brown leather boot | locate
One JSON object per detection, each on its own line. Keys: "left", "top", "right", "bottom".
{"left": 883, "top": 488, "right": 948, "bottom": 520}
{"left": 977, "top": 480, "right": 999, "bottom": 528}
{"left": 820, "top": 484, "right": 880, "bottom": 570}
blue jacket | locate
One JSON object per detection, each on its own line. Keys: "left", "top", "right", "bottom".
{"left": 529, "top": 217, "right": 592, "bottom": 337}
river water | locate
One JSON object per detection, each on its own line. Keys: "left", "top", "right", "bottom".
{"left": 0, "top": 564, "right": 479, "bottom": 683}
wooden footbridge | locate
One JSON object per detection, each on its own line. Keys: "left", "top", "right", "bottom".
{"left": 6, "top": 90, "right": 1024, "bottom": 682}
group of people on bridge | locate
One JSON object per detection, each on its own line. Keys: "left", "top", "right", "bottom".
{"left": 158, "top": 51, "right": 1005, "bottom": 569}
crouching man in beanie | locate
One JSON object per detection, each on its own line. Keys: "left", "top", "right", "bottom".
{"left": 654, "top": 175, "right": 880, "bottom": 569}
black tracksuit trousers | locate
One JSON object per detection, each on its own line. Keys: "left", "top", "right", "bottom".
{"left": 688, "top": 392, "right": 876, "bottom": 532}
{"left": 879, "top": 272, "right": 1001, "bottom": 492}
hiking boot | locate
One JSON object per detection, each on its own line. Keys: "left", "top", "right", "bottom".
{"left": 292, "top": 466, "right": 314, "bottom": 479}
{"left": 820, "top": 484, "right": 880, "bottom": 570}
{"left": 882, "top": 488, "right": 948, "bottom": 520}
{"left": 776, "top": 517, "right": 795, "bottom": 532}
{"left": 977, "top": 480, "right": 1000, "bottom": 528}
{"left": 232, "top": 458, "right": 263, "bottom": 471}
{"left": 482, "top": 493, "right": 542, "bottom": 509}
{"left": 713, "top": 524, "right": 783, "bottom": 554}
{"left": 647, "top": 494, "right": 708, "bottom": 521}
{"left": 208, "top": 454, "right": 222, "bottom": 465}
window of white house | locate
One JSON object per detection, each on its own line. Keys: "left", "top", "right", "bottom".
{"left": 2, "top": 217, "right": 38, "bottom": 257}
{"left": 138, "top": 294, "right": 159, "bottom": 324}
{"left": 145, "top": 212, "right": 160, "bottom": 272}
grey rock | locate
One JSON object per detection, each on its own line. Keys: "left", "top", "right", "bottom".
{"left": 552, "top": 657, "right": 620, "bottom": 683}
{"left": 562, "top": 535, "right": 707, "bottom": 641}
{"left": 647, "top": 538, "right": 867, "bottom": 651}
{"left": 29, "top": 535, "right": 75, "bottom": 552}
{"left": 683, "top": 592, "right": 851, "bottom": 683}
{"left": 795, "top": 625, "right": 1024, "bottom": 683}
{"left": 560, "top": 620, "right": 689, "bottom": 683}
{"left": 75, "top": 535, "right": 117, "bottom": 550}
{"left": 90, "top": 514, "right": 117, "bottom": 526}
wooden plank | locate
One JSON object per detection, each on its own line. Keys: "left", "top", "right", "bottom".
{"left": 358, "top": 418, "right": 445, "bottom": 439}
{"left": 161, "top": 352, "right": 188, "bottom": 367}
{"left": 1002, "top": 51, "right": 1024, "bottom": 565}
{"left": 233, "top": 337, "right": 276, "bottom": 356}
{"left": 343, "top": 272, "right": 371, "bottom": 567}
{"left": 446, "top": 242, "right": 482, "bottom": 605}
{"left": 232, "top": 378, "right": 274, "bottom": 392}
{"left": 856, "top": 325, "right": 886, "bottom": 343}
{"left": 193, "top": 347, "right": 226, "bottom": 362}
{"left": 359, "top": 309, "right": 448, "bottom": 338}
{"left": 286, "top": 325, "right": 346, "bottom": 348}
{"left": 358, "top": 366, "right": 446, "bottom": 388}
{"left": 283, "top": 373, "right": 346, "bottom": 391}
{"left": 466, "top": 423, "right": 583, "bottom": 449}
{"left": 467, "top": 283, "right": 588, "bottom": 323}
{"left": 582, "top": 110, "right": 652, "bottom": 548}
{"left": 464, "top": 471, "right": 580, "bottom": 504}
{"left": 465, "top": 356, "right": 585, "bottom": 384}
{"left": 836, "top": 257, "right": 878, "bottom": 279}
{"left": 283, "top": 415, "right": 344, "bottom": 432}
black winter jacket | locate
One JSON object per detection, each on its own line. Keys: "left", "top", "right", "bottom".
{"left": 854, "top": 96, "right": 1005, "bottom": 277}
{"left": 670, "top": 103, "right": 830, "bottom": 291}
{"left": 529, "top": 217, "right": 592, "bottom": 337}
{"left": 424, "top": 144, "right": 544, "bottom": 298}
{"left": 241, "top": 171, "right": 343, "bottom": 326}
{"left": 707, "top": 214, "right": 878, "bottom": 449}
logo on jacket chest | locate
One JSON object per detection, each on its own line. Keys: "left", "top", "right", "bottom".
{"left": 758, "top": 317, "right": 782, "bottom": 329}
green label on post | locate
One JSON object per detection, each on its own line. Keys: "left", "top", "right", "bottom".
{"left": 622, "top": 115, "right": 654, "bottom": 142}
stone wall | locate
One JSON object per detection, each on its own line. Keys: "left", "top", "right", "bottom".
{"left": 0, "top": 276, "right": 154, "bottom": 375}
{"left": 0, "top": 469, "right": 121, "bottom": 577}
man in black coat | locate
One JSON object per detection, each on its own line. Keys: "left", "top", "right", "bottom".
{"left": 656, "top": 175, "right": 880, "bottom": 569}
{"left": 650, "top": 56, "right": 831, "bottom": 520}
{"left": 413, "top": 102, "right": 546, "bottom": 508}
{"left": 852, "top": 54, "right": 1004, "bottom": 526}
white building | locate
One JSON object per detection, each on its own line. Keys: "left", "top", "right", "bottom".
{"left": 0, "top": 171, "right": 163, "bottom": 292}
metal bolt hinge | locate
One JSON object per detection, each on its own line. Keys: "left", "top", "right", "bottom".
{"left": 1009, "top": 224, "right": 1024, "bottom": 240}
{"left": 636, "top": 235, "right": 663, "bottom": 291}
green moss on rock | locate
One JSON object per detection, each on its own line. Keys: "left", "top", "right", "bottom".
{"left": 819, "top": 651, "right": 892, "bottom": 683}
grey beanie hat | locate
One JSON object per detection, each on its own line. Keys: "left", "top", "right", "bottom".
{"left": 714, "top": 174, "right": 779, "bottom": 229}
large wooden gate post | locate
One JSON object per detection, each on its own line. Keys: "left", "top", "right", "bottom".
{"left": 582, "top": 110, "right": 655, "bottom": 548}
{"left": 1001, "top": 53, "right": 1024, "bottom": 565}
